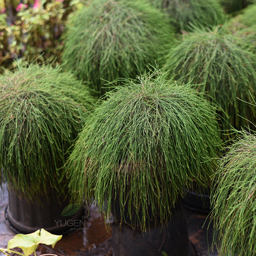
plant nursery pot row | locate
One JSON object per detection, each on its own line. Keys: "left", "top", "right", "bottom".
{"left": 5, "top": 187, "right": 193, "bottom": 256}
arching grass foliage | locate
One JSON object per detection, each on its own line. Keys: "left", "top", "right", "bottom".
{"left": 0, "top": 64, "right": 94, "bottom": 200}
{"left": 211, "top": 131, "right": 256, "bottom": 255}
{"left": 67, "top": 71, "right": 221, "bottom": 231}
{"left": 62, "top": 0, "right": 174, "bottom": 97}
{"left": 148, "top": 0, "right": 225, "bottom": 32}
{"left": 229, "top": 3, "right": 256, "bottom": 27}
{"left": 164, "top": 27, "right": 256, "bottom": 141}
{"left": 223, "top": 4, "right": 256, "bottom": 54}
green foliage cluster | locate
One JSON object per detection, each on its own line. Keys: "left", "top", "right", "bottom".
{"left": 219, "top": 0, "right": 255, "bottom": 14}
{"left": 67, "top": 71, "right": 221, "bottom": 231}
{"left": 148, "top": 0, "right": 225, "bottom": 32}
{"left": 232, "top": 3, "right": 256, "bottom": 27}
{"left": 223, "top": 4, "right": 256, "bottom": 54}
{"left": 230, "top": 25, "right": 256, "bottom": 54}
{"left": 62, "top": 0, "right": 174, "bottom": 97}
{"left": 0, "top": 64, "right": 94, "bottom": 200}
{"left": 211, "top": 131, "right": 256, "bottom": 255}
{"left": 0, "top": 0, "right": 86, "bottom": 73}
{"left": 8, "top": 63, "right": 96, "bottom": 109}
{"left": 164, "top": 27, "right": 256, "bottom": 140}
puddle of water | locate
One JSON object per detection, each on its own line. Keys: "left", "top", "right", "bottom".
{"left": 0, "top": 183, "right": 112, "bottom": 256}
{"left": 50, "top": 204, "right": 112, "bottom": 256}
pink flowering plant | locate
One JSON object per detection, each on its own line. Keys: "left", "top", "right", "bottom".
{"left": 0, "top": 0, "right": 85, "bottom": 73}
{"left": 16, "top": 3, "right": 28, "bottom": 11}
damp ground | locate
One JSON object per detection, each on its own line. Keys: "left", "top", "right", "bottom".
{"left": 0, "top": 185, "right": 218, "bottom": 256}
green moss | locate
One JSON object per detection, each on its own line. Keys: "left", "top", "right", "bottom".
{"left": 62, "top": 0, "right": 175, "bottom": 97}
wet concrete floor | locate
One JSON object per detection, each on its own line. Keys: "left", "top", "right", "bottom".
{"left": 0, "top": 185, "right": 218, "bottom": 256}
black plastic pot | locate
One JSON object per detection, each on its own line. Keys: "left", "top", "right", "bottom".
{"left": 181, "top": 187, "right": 211, "bottom": 214}
{"left": 112, "top": 202, "right": 192, "bottom": 256}
{"left": 5, "top": 186, "right": 85, "bottom": 235}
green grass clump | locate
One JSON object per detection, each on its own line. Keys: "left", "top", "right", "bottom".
{"left": 223, "top": 4, "right": 256, "bottom": 54}
{"left": 211, "top": 131, "right": 256, "bottom": 255}
{"left": 231, "top": 3, "right": 256, "bottom": 27}
{"left": 0, "top": 64, "right": 94, "bottom": 200}
{"left": 164, "top": 27, "right": 256, "bottom": 140}
{"left": 67, "top": 70, "right": 221, "bottom": 231}
{"left": 148, "top": 0, "right": 225, "bottom": 32}
{"left": 231, "top": 25, "right": 256, "bottom": 54}
{"left": 219, "top": 0, "right": 254, "bottom": 14}
{"left": 62, "top": 0, "right": 174, "bottom": 97}
{"left": 2, "top": 64, "right": 97, "bottom": 110}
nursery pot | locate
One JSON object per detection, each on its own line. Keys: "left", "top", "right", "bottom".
{"left": 111, "top": 201, "right": 192, "bottom": 256}
{"left": 181, "top": 186, "right": 211, "bottom": 214}
{"left": 5, "top": 186, "right": 84, "bottom": 235}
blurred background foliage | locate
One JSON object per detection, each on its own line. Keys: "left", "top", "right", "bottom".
{"left": 0, "top": 0, "right": 88, "bottom": 73}
{"left": 1, "top": 0, "right": 256, "bottom": 75}
{"left": 218, "top": 0, "right": 255, "bottom": 14}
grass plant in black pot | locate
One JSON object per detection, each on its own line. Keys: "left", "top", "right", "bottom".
{"left": 62, "top": 0, "right": 174, "bottom": 97}
{"left": 164, "top": 26, "right": 256, "bottom": 212}
{"left": 148, "top": 0, "right": 225, "bottom": 32}
{"left": 164, "top": 26, "right": 256, "bottom": 142}
{"left": 211, "top": 130, "right": 256, "bottom": 255}
{"left": 0, "top": 64, "right": 95, "bottom": 234}
{"left": 67, "top": 70, "right": 221, "bottom": 256}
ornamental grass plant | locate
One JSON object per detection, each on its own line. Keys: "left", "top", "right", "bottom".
{"left": 62, "top": 0, "right": 174, "bottom": 97}
{"left": 211, "top": 131, "right": 256, "bottom": 255}
{"left": 148, "top": 0, "right": 225, "bottom": 32}
{"left": 229, "top": 25, "right": 256, "bottom": 54}
{"left": 5, "top": 63, "right": 97, "bottom": 109}
{"left": 223, "top": 4, "right": 256, "bottom": 54}
{"left": 67, "top": 70, "right": 221, "bottom": 231}
{"left": 164, "top": 27, "right": 256, "bottom": 141}
{"left": 227, "top": 3, "right": 256, "bottom": 27}
{"left": 0, "top": 64, "right": 95, "bottom": 200}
